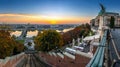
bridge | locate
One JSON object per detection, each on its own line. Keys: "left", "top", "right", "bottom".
{"left": 18, "top": 26, "right": 28, "bottom": 39}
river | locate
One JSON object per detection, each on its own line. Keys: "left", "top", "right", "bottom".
{"left": 10, "top": 28, "right": 74, "bottom": 37}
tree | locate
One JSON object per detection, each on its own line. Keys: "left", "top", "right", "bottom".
{"left": 62, "top": 24, "right": 92, "bottom": 45}
{"left": 109, "top": 16, "right": 115, "bottom": 28}
{"left": 13, "top": 41, "right": 24, "bottom": 55}
{"left": 0, "top": 30, "right": 14, "bottom": 58}
{"left": 0, "top": 30, "right": 24, "bottom": 58}
{"left": 62, "top": 31, "right": 73, "bottom": 45}
{"left": 27, "top": 42, "right": 32, "bottom": 46}
{"left": 85, "top": 23, "right": 91, "bottom": 30}
{"left": 34, "top": 30, "right": 63, "bottom": 52}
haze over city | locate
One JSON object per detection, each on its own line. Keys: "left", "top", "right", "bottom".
{"left": 0, "top": 0, "right": 120, "bottom": 24}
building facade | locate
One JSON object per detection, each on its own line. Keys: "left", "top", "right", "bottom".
{"left": 90, "top": 5, "right": 120, "bottom": 29}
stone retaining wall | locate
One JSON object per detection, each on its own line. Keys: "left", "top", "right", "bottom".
{"left": 0, "top": 52, "right": 25, "bottom": 67}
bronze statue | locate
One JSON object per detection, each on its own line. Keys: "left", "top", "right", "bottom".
{"left": 99, "top": 3, "right": 106, "bottom": 15}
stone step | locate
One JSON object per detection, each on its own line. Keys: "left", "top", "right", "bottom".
{"left": 75, "top": 51, "right": 93, "bottom": 58}
{"left": 52, "top": 52, "right": 57, "bottom": 57}
{"left": 57, "top": 53, "right": 64, "bottom": 59}
{"left": 48, "top": 52, "right": 52, "bottom": 56}
{"left": 63, "top": 52, "right": 75, "bottom": 60}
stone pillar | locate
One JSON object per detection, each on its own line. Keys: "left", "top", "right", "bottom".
{"left": 72, "top": 39, "right": 75, "bottom": 47}
{"left": 104, "top": 16, "right": 107, "bottom": 26}
{"left": 98, "top": 16, "right": 104, "bottom": 34}
{"left": 90, "top": 44, "right": 93, "bottom": 54}
{"left": 77, "top": 38, "right": 80, "bottom": 46}
{"left": 115, "top": 16, "right": 118, "bottom": 27}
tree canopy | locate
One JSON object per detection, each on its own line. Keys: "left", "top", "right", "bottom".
{"left": 62, "top": 23, "right": 92, "bottom": 45}
{"left": 109, "top": 16, "right": 115, "bottom": 28}
{"left": 34, "top": 24, "right": 92, "bottom": 51}
{"left": 0, "top": 30, "right": 24, "bottom": 59}
{"left": 34, "top": 30, "right": 63, "bottom": 52}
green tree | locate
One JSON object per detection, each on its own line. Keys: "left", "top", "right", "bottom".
{"left": 27, "top": 42, "right": 32, "bottom": 46}
{"left": 34, "top": 30, "right": 63, "bottom": 52}
{"left": 85, "top": 23, "right": 91, "bottom": 30}
{"left": 0, "top": 30, "right": 24, "bottom": 58}
{"left": 62, "top": 24, "right": 92, "bottom": 45}
{"left": 13, "top": 41, "right": 24, "bottom": 55}
{"left": 0, "top": 30, "right": 14, "bottom": 58}
{"left": 109, "top": 16, "right": 115, "bottom": 28}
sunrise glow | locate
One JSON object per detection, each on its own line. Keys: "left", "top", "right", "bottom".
{"left": 0, "top": 14, "right": 91, "bottom": 24}
{"left": 0, "top": 0, "right": 118, "bottom": 24}
{"left": 50, "top": 20, "right": 57, "bottom": 24}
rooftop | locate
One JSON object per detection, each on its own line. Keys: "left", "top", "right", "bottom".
{"left": 105, "top": 12, "right": 119, "bottom": 15}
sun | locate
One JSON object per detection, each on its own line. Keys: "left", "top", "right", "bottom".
{"left": 42, "top": 15, "right": 61, "bottom": 24}
{"left": 50, "top": 20, "right": 57, "bottom": 24}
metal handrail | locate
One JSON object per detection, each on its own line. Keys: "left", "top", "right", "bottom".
{"left": 86, "top": 47, "right": 100, "bottom": 67}
{"left": 86, "top": 30, "right": 107, "bottom": 67}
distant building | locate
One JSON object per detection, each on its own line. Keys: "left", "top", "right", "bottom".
{"left": 90, "top": 4, "right": 120, "bottom": 29}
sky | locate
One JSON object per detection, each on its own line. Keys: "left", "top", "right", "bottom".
{"left": 0, "top": 0, "right": 120, "bottom": 24}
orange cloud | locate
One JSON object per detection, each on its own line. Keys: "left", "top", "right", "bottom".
{"left": 0, "top": 13, "right": 91, "bottom": 24}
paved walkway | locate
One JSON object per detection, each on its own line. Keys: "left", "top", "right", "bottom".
{"left": 109, "top": 29, "right": 120, "bottom": 66}
{"left": 110, "top": 29, "right": 120, "bottom": 58}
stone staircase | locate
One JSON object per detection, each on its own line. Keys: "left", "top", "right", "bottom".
{"left": 37, "top": 50, "right": 92, "bottom": 67}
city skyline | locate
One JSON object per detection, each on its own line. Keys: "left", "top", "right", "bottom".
{"left": 0, "top": 0, "right": 120, "bottom": 24}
